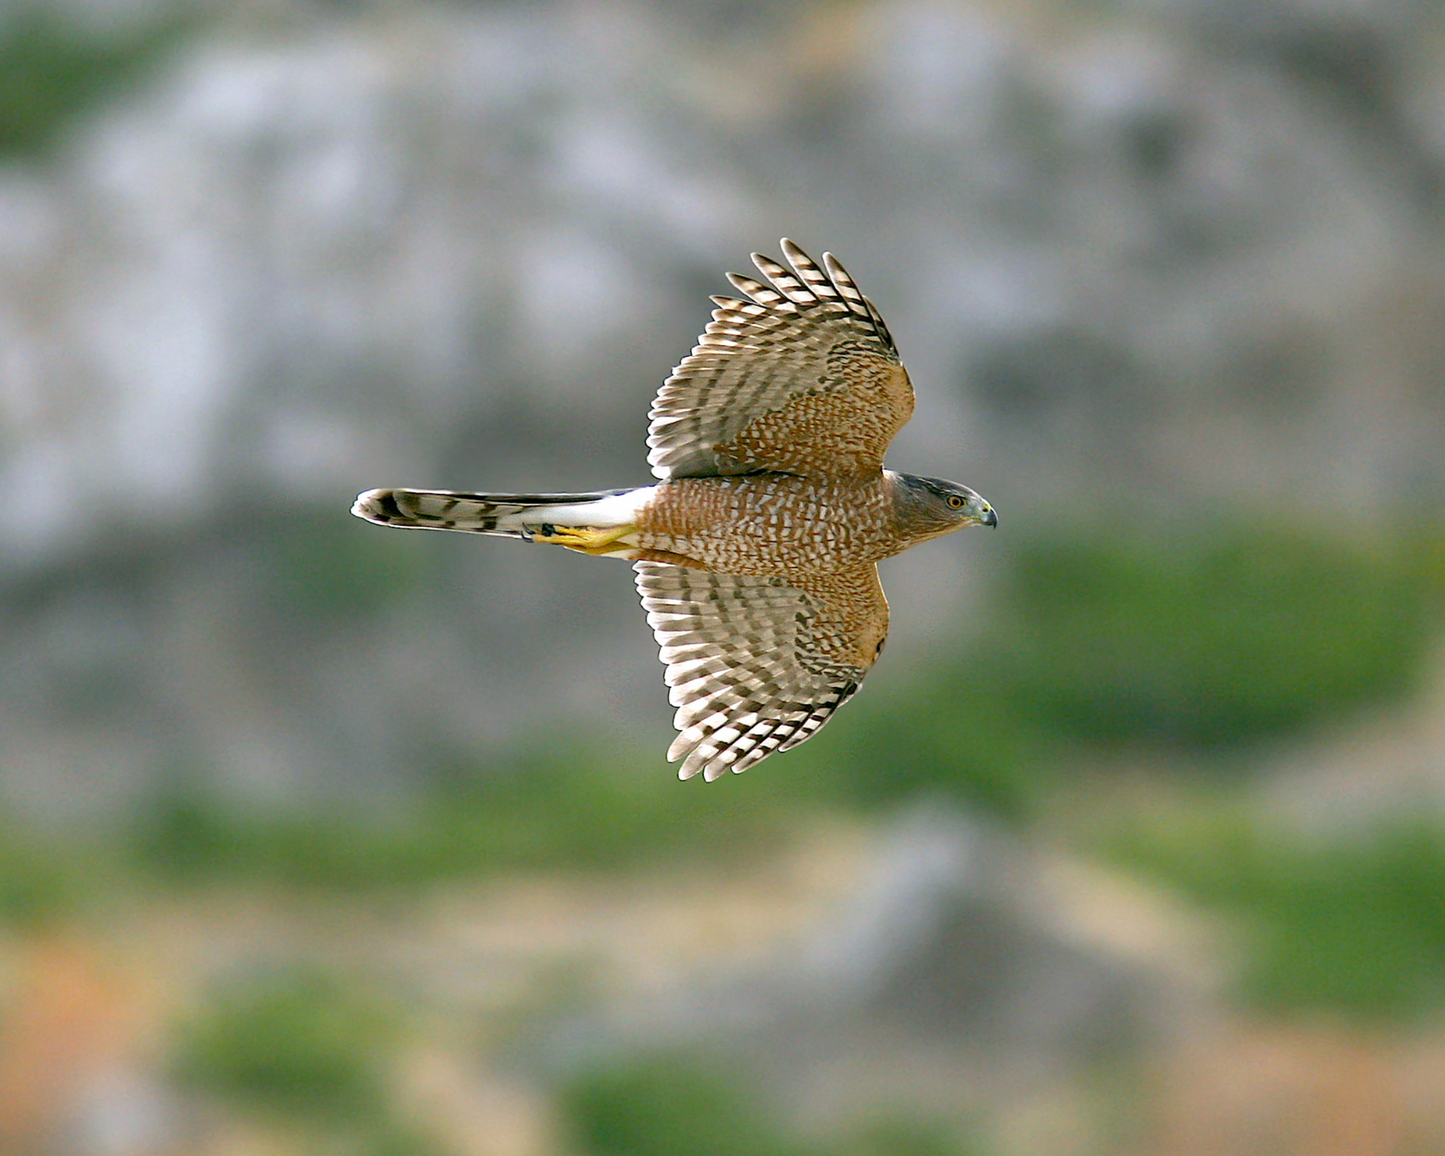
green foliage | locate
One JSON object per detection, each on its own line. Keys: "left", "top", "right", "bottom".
{"left": 171, "top": 964, "right": 398, "bottom": 1119}
{"left": 0, "top": 11, "right": 190, "bottom": 157}
{"left": 130, "top": 745, "right": 796, "bottom": 889}
{"left": 170, "top": 964, "right": 448, "bottom": 1154}
{"left": 561, "top": 1055, "right": 987, "bottom": 1156}
{"left": 782, "top": 684, "right": 1054, "bottom": 821}
{"left": 563, "top": 1056, "right": 800, "bottom": 1156}
{"left": 829, "top": 1116, "right": 982, "bottom": 1156}
{"left": 1401, "top": 517, "right": 1445, "bottom": 611}
{"left": 0, "top": 825, "right": 81, "bottom": 927}
{"left": 362, "top": 1123, "right": 452, "bottom": 1156}
{"left": 974, "top": 523, "right": 1431, "bottom": 751}
{"left": 1109, "top": 814, "right": 1445, "bottom": 1019}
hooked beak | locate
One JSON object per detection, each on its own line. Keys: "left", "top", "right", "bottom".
{"left": 983, "top": 506, "right": 998, "bottom": 528}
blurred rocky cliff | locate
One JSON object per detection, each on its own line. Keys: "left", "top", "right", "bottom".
{"left": 3, "top": 0, "right": 1445, "bottom": 810}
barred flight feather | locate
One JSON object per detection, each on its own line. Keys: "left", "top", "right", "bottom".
{"left": 634, "top": 561, "right": 863, "bottom": 781}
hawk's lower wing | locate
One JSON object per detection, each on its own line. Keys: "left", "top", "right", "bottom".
{"left": 634, "top": 561, "right": 888, "bottom": 781}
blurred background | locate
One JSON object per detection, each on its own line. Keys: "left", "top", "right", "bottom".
{"left": 2, "top": 0, "right": 1445, "bottom": 1152}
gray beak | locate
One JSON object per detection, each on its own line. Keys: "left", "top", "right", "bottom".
{"left": 983, "top": 507, "right": 998, "bottom": 528}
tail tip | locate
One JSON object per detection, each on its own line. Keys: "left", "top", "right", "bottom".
{"left": 352, "top": 488, "right": 399, "bottom": 524}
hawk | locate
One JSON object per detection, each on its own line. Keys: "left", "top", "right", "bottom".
{"left": 353, "top": 241, "right": 997, "bottom": 780}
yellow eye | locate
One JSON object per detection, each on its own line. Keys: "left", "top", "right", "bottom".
{"left": 948, "top": 495, "right": 964, "bottom": 509}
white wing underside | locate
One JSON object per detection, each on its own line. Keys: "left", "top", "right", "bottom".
{"left": 634, "top": 561, "right": 863, "bottom": 781}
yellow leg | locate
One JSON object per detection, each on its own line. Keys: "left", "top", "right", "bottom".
{"left": 531, "top": 523, "right": 638, "bottom": 555}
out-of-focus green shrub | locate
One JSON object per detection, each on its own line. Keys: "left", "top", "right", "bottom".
{"left": 784, "top": 685, "right": 1053, "bottom": 820}
{"left": 562, "top": 1056, "right": 799, "bottom": 1156}
{"left": 971, "top": 522, "right": 1431, "bottom": 750}
{"left": 171, "top": 964, "right": 398, "bottom": 1118}
{"left": 130, "top": 744, "right": 797, "bottom": 889}
{"left": 1109, "top": 814, "right": 1445, "bottom": 1019}
{"left": 560, "top": 1055, "right": 990, "bottom": 1156}
{"left": 170, "top": 963, "right": 447, "bottom": 1154}
{"left": 829, "top": 1116, "right": 986, "bottom": 1156}
{"left": 0, "top": 825, "right": 80, "bottom": 926}
{"left": 0, "top": 11, "right": 190, "bottom": 157}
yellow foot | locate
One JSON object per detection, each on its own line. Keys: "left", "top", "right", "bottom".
{"left": 531, "top": 523, "right": 638, "bottom": 555}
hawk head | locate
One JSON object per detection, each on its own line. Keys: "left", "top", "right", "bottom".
{"left": 890, "top": 472, "right": 998, "bottom": 540}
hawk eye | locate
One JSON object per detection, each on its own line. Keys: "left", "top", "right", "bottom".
{"left": 947, "top": 495, "right": 964, "bottom": 509}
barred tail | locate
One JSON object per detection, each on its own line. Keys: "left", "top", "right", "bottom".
{"left": 351, "top": 486, "right": 646, "bottom": 536}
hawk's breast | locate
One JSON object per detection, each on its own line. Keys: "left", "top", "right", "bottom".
{"left": 634, "top": 474, "right": 896, "bottom": 575}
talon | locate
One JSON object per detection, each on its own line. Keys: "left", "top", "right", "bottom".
{"left": 531, "top": 524, "right": 638, "bottom": 555}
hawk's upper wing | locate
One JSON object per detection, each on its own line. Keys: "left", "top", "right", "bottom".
{"left": 635, "top": 560, "right": 888, "bottom": 780}
{"left": 647, "top": 240, "right": 914, "bottom": 482}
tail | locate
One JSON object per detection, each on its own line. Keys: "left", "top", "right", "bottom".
{"left": 351, "top": 486, "right": 645, "bottom": 538}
